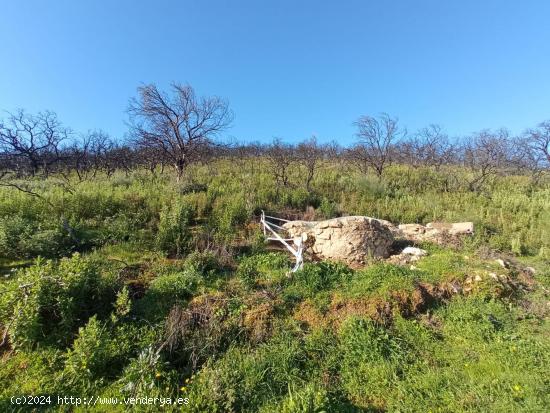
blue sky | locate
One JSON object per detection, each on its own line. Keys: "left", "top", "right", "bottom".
{"left": 1, "top": 0, "right": 549, "bottom": 144}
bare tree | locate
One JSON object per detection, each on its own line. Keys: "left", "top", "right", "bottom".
{"left": 526, "top": 120, "right": 550, "bottom": 166}
{"left": 128, "top": 83, "right": 233, "bottom": 181}
{"left": 64, "top": 134, "right": 92, "bottom": 182}
{"left": 345, "top": 144, "right": 371, "bottom": 175}
{"left": 0, "top": 110, "right": 68, "bottom": 177}
{"left": 266, "top": 138, "right": 295, "bottom": 188}
{"left": 296, "top": 136, "right": 324, "bottom": 192}
{"left": 353, "top": 113, "right": 405, "bottom": 179}
{"left": 462, "top": 129, "right": 510, "bottom": 191}
{"left": 508, "top": 122, "right": 550, "bottom": 184}
{"left": 414, "top": 124, "right": 454, "bottom": 169}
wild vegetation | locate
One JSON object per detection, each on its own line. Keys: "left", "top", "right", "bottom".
{"left": 0, "top": 85, "right": 549, "bottom": 412}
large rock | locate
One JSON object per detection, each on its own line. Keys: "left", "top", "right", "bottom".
{"left": 282, "top": 216, "right": 394, "bottom": 267}
{"left": 397, "top": 221, "right": 474, "bottom": 242}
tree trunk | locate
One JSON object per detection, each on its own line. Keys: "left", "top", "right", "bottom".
{"left": 175, "top": 159, "right": 185, "bottom": 182}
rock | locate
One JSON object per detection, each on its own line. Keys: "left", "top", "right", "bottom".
{"left": 393, "top": 221, "right": 474, "bottom": 243}
{"left": 449, "top": 222, "right": 474, "bottom": 235}
{"left": 426, "top": 222, "right": 453, "bottom": 231}
{"left": 401, "top": 247, "right": 428, "bottom": 257}
{"left": 496, "top": 258, "right": 510, "bottom": 269}
{"left": 489, "top": 272, "right": 499, "bottom": 280}
{"left": 524, "top": 266, "right": 536, "bottom": 275}
{"left": 474, "top": 274, "right": 483, "bottom": 282}
{"left": 398, "top": 224, "right": 426, "bottom": 235}
{"left": 283, "top": 216, "right": 394, "bottom": 267}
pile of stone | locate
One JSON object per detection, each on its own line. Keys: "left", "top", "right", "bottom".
{"left": 283, "top": 216, "right": 394, "bottom": 267}
{"left": 281, "top": 216, "right": 474, "bottom": 268}
{"left": 395, "top": 222, "right": 474, "bottom": 242}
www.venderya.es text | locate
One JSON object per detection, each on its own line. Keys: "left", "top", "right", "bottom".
{"left": 11, "top": 395, "right": 190, "bottom": 407}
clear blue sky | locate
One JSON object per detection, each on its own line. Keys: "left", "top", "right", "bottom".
{"left": 1, "top": 0, "right": 549, "bottom": 144}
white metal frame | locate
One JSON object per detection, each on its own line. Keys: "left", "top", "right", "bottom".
{"left": 260, "top": 210, "right": 304, "bottom": 272}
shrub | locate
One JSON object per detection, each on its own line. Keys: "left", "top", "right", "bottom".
{"left": 0, "top": 253, "right": 119, "bottom": 348}
{"left": 184, "top": 250, "right": 222, "bottom": 275}
{"left": 0, "top": 215, "right": 34, "bottom": 258}
{"left": 236, "top": 257, "right": 260, "bottom": 288}
{"left": 276, "top": 383, "right": 329, "bottom": 413}
{"left": 187, "top": 330, "right": 307, "bottom": 412}
{"left": 118, "top": 346, "right": 175, "bottom": 399}
{"left": 211, "top": 193, "right": 250, "bottom": 241}
{"left": 317, "top": 197, "right": 339, "bottom": 219}
{"left": 0, "top": 348, "right": 65, "bottom": 401}
{"left": 112, "top": 286, "right": 132, "bottom": 322}
{"left": 285, "top": 261, "right": 353, "bottom": 301}
{"left": 156, "top": 199, "right": 194, "bottom": 257}
{"left": 63, "top": 316, "right": 110, "bottom": 388}
{"left": 0, "top": 215, "right": 75, "bottom": 259}
{"left": 236, "top": 253, "right": 291, "bottom": 288}
{"left": 338, "top": 317, "right": 409, "bottom": 408}
{"left": 135, "top": 268, "right": 202, "bottom": 321}
{"left": 162, "top": 293, "right": 245, "bottom": 373}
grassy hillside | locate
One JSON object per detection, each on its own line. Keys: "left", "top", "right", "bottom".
{"left": 1, "top": 161, "right": 549, "bottom": 412}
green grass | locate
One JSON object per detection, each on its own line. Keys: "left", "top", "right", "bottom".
{"left": 0, "top": 160, "right": 549, "bottom": 412}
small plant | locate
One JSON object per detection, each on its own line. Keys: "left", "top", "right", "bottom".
{"left": 63, "top": 316, "right": 109, "bottom": 388}
{"left": 156, "top": 199, "right": 194, "bottom": 257}
{"left": 118, "top": 346, "right": 173, "bottom": 398}
{"left": 278, "top": 383, "right": 329, "bottom": 413}
{"left": 112, "top": 286, "right": 132, "bottom": 323}
{"left": 0, "top": 253, "right": 118, "bottom": 349}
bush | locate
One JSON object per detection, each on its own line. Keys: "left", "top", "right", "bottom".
{"left": 236, "top": 257, "right": 260, "bottom": 288}
{"left": 156, "top": 199, "right": 194, "bottom": 257}
{"left": 236, "top": 253, "right": 291, "bottom": 288}
{"left": 187, "top": 330, "right": 307, "bottom": 412}
{"left": 0, "top": 348, "right": 65, "bottom": 401}
{"left": 317, "top": 197, "right": 339, "bottom": 219}
{"left": 276, "top": 383, "right": 329, "bottom": 413}
{"left": 0, "top": 253, "right": 119, "bottom": 348}
{"left": 184, "top": 250, "right": 222, "bottom": 275}
{"left": 338, "top": 317, "right": 409, "bottom": 408}
{"left": 135, "top": 268, "right": 202, "bottom": 321}
{"left": 118, "top": 346, "right": 176, "bottom": 399}
{"left": 63, "top": 316, "right": 110, "bottom": 388}
{"left": 211, "top": 193, "right": 250, "bottom": 241}
{"left": 285, "top": 261, "right": 353, "bottom": 301}
{"left": 0, "top": 215, "right": 75, "bottom": 259}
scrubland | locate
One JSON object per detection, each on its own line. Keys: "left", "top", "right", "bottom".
{"left": 1, "top": 161, "right": 549, "bottom": 412}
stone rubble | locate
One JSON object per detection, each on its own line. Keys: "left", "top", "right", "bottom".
{"left": 280, "top": 215, "right": 474, "bottom": 268}
{"left": 401, "top": 247, "right": 428, "bottom": 257}
{"left": 283, "top": 216, "right": 394, "bottom": 267}
{"left": 395, "top": 221, "right": 474, "bottom": 242}
{"left": 495, "top": 258, "right": 511, "bottom": 269}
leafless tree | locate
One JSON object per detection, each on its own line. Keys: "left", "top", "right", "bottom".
{"left": 296, "top": 136, "right": 324, "bottom": 192}
{"left": 0, "top": 110, "right": 69, "bottom": 177}
{"left": 414, "top": 124, "right": 454, "bottom": 169}
{"left": 508, "top": 122, "right": 549, "bottom": 184}
{"left": 128, "top": 83, "right": 233, "bottom": 181}
{"left": 266, "top": 138, "right": 295, "bottom": 188}
{"left": 64, "top": 134, "right": 92, "bottom": 182}
{"left": 462, "top": 129, "right": 511, "bottom": 191}
{"left": 87, "top": 131, "right": 115, "bottom": 176}
{"left": 353, "top": 113, "right": 405, "bottom": 179}
{"left": 345, "top": 144, "right": 371, "bottom": 175}
{"left": 60, "top": 130, "right": 112, "bottom": 181}
{"left": 231, "top": 141, "right": 264, "bottom": 174}
{"left": 525, "top": 120, "right": 550, "bottom": 166}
